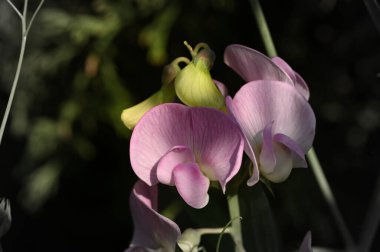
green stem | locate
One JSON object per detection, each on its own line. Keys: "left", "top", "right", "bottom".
{"left": 249, "top": 0, "right": 356, "bottom": 250}
{"left": 307, "top": 148, "right": 356, "bottom": 251}
{"left": 227, "top": 194, "right": 246, "bottom": 252}
{"left": 249, "top": 0, "right": 277, "bottom": 57}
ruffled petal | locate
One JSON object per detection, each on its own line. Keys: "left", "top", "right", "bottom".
{"left": 130, "top": 104, "right": 191, "bottom": 185}
{"left": 128, "top": 180, "right": 181, "bottom": 251}
{"left": 224, "top": 44, "right": 292, "bottom": 84}
{"left": 157, "top": 146, "right": 195, "bottom": 185}
{"left": 189, "top": 107, "right": 244, "bottom": 192}
{"left": 173, "top": 163, "right": 210, "bottom": 209}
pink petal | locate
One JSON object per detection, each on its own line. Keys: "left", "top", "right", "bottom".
{"left": 272, "top": 57, "right": 310, "bottom": 100}
{"left": 128, "top": 180, "right": 180, "bottom": 251}
{"left": 224, "top": 44, "right": 292, "bottom": 84}
{"left": 189, "top": 107, "right": 244, "bottom": 192}
{"left": 173, "top": 163, "right": 210, "bottom": 209}
{"left": 157, "top": 146, "right": 195, "bottom": 185}
{"left": 262, "top": 142, "right": 293, "bottom": 182}
{"left": 226, "top": 96, "right": 260, "bottom": 187}
{"left": 130, "top": 104, "right": 191, "bottom": 185}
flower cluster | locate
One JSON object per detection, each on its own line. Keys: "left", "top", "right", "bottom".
{"left": 122, "top": 42, "right": 316, "bottom": 251}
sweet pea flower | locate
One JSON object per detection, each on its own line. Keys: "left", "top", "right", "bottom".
{"left": 227, "top": 80, "right": 315, "bottom": 185}
{"left": 130, "top": 103, "right": 244, "bottom": 208}
{"left": 224, "top": 44, "right": 310, "bottom": 100}
{"left": 125, "top": 180, "right": 181, "bottom": 252}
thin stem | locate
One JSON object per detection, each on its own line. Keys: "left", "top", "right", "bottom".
{"left": 6, "top": 0, "right": 23, "bottom": 20}
{"left": 25, "top": 0, "right": 44, "bottom": 36}
{"left": 248, "top": 0, "right": 277, "bottom": 57}
{"left": 0, "top": 36, "right": 27, "bottom": 145}
{"left": 0, "top": 0, "right": 44, "bottom": 145}
{"left": 307, "top": 148, "right": 356, "bottom": 251}
{"left": 227, "top": 194, "right": 246, "bottom": 252}
{"left": 197, "top": 227, "right": 231, "bottom": 235}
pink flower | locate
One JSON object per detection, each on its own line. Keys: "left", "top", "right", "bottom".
{"left": 125, "top": 180, "right": 181, "bottom": 252}
{"left": 224, "top": 44, "right": 310, "bottom": 100}
{"left": 129, "top": 103, "right": 244, "bottom": 208}
{"left": 225, "top": 45, "right": 316, "bottom": 185}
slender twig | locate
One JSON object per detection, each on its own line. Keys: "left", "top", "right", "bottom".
{"left": 248, "top": 0, "right": 357, "bottom": 250}
{"left": 0, "top": 0, "right": 44, "bottom": 145}
{"left": 25, "top": 0, "right": 44, "bottom": 36}
{"left": 5, "top": 0, "right": 23, "bottom": 19}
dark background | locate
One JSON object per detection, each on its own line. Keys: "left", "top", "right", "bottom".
{"left": 0, "top": 0, "right": 379, "bottom": 251}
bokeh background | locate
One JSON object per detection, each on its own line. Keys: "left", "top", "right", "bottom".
{"left": 0, "top": 0, "right": 379, "bottom": 251}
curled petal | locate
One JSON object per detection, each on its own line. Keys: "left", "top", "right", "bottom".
{"left": 157, "top": 146, "right": 195, "bottom": 185}
{"left": 130, "top": 104, "right": 191, "bottom": 186}
{"left": 173, "top": 163, "right": 210, "bottom": 209}
{"left": 174, "top": 62, "right": 225, "bottom": 109}
{"left": 121, "top": 86, "right": 175, "bottom": 130}
{"left": 127, "top": 181, "right": 181, "bottom": 251}
{"left": 189, "top": 107, "right": 244, "bottom": 192}
{"left": 224, "top": 44, "right": 292, "bottom": 84}
{"left": 261, "top": 142, "right": 293, "bottom": 182}
{"left": 273, "top": 133, "right": 307, "bottom": 168}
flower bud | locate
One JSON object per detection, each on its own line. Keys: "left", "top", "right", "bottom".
{"left": 174, "top": 43, "right": 224, "bottom": 109}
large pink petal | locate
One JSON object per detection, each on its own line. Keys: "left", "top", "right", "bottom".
{"left": 173, "top": 163, "right": 210, "bottom": 209}
{"left": 128, "top": 180, "right": 180, "bottom": 251}
{"left": 224, "top": 44, "right": 292, "bottom": 84}
{"left": 229, "top": 81, "right": 315, "bottom": 154}
{"left": 189, "top": 107, "right": 244, "bottom": 192}
{"left": 157, "top": 145, "right": 195, "bottom": 186}
{"left": 130, "top": 103, "right": 191, "bottom": 186}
